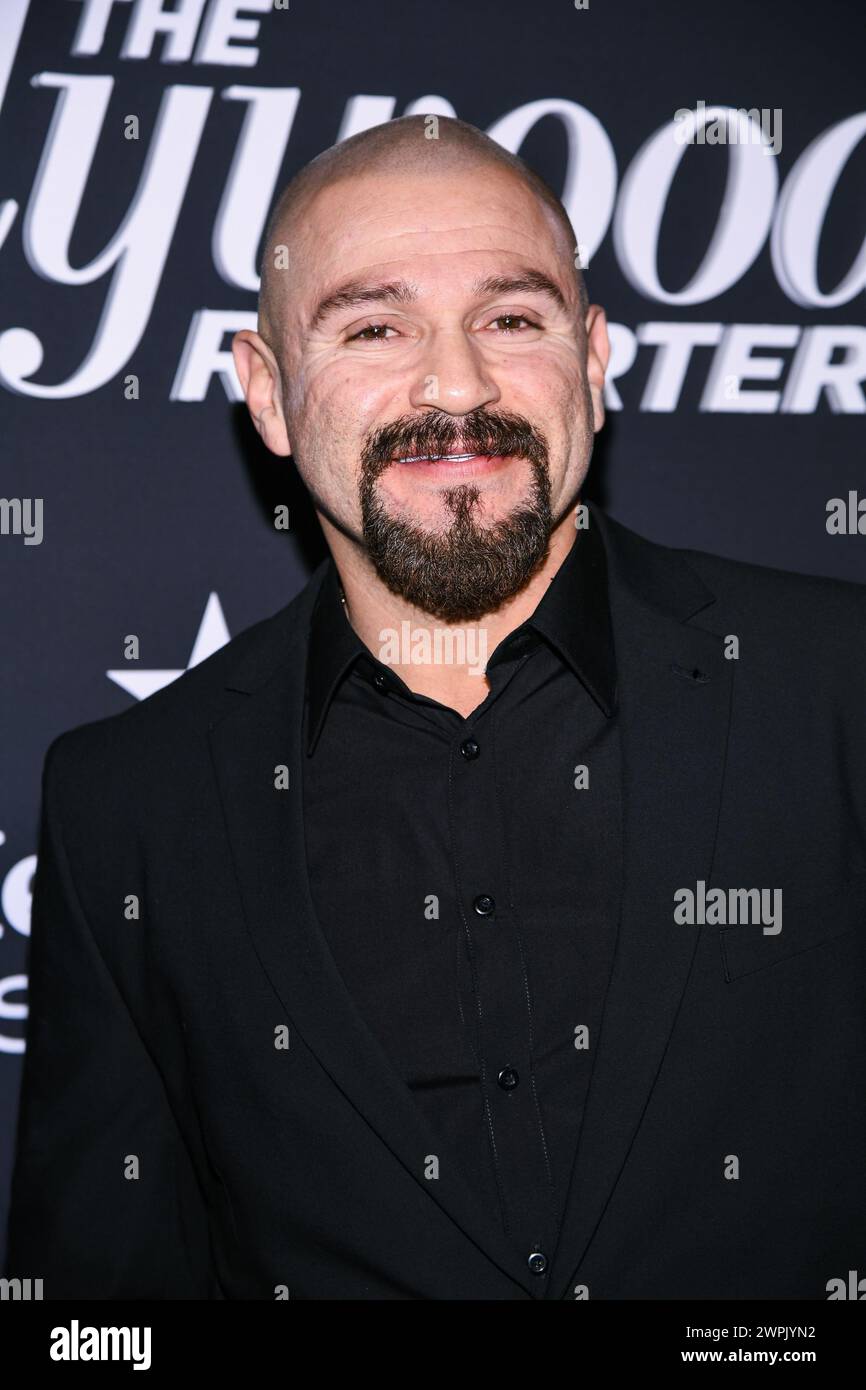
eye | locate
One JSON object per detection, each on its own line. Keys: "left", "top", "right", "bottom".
{"left": 346, "top": 322, "right": 397, "bottom": 343}
{"left": 488, "top": 314, "right": 541, "bottom": 334}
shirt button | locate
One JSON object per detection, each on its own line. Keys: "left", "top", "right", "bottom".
{"left": 527, "top": 1251, "right": 548, "bottom": 1276}
{"left": 497, "top": 1067, "right": 519, "bottom": 1090}
{"left": 372, "top": 671, "right": 388, "bottom": 692}
{"left": 473, "top": 894, "right": 495, "bottom": 916}
{"left": 460, "top": 737, "right": 480, "bottom": 760}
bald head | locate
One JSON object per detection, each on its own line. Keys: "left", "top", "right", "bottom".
{"left": 258, "top": 114, "right": 586, "bottom": 348}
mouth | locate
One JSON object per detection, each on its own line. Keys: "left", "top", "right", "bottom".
{"left": 394, "top": 452, "right": 490, "bottom": 464}
{"left": 388, "top": 451, "right": 520, "bottom": 480}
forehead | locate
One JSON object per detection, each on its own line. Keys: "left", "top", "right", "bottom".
{"left": 290, "top": 164, "right": 570, "bottom": 303}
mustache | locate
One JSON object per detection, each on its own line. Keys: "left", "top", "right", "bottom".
{"left": 360, "top": 408, "right": 549, "bottom": 479}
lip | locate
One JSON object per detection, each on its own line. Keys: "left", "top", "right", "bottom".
{"left": 389, "top": 452, "right": 519, "bottom": 479}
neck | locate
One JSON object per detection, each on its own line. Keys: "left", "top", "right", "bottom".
{"left": 320, "top": 510, "right": 579, "bottom": 719}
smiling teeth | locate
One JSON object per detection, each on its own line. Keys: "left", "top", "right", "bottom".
{"left": 397, "top": 452, "right": 480, "bottom": 463}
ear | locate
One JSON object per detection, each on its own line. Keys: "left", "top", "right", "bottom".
{"left": 231, "top": 330, "right": 293, "bottom": 457}
{"left": 584, "top": 304, "right": 610, "bottom": 434}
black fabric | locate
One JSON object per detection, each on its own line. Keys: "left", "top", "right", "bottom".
{"left": 303, "top": 523, "right": 621, "bottom": 1265}
{"left": 6, "top": 502, "right": 866, "bottom": 1299}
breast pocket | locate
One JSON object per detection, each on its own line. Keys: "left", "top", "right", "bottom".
{"left": 719, "top": 871, "right": 866, "bottom": 982}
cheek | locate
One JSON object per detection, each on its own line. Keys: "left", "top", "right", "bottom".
{"left": 547, "top": 358, "right": 592, "bottom": 434}
{"left": 304, "top": 361, "right": 395, "bottom": 444}
{"left": 506, "top": 371, "right": 584, "bottom": 462}
{"left": 293, "top": 378, "right": 393, "bottom": 502}
{"left": 507, "top": 346, "right": 583, "bottom": 415}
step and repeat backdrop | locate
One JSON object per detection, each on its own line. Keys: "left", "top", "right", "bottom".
{"left": 0, "top": 0, "right": 864, "bottom": 1260}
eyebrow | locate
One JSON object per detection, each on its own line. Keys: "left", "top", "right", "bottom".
{"left": 307, "top": 267, "right": 569, "bottom": 333}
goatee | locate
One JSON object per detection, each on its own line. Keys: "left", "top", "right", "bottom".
{"left": 358, "top": 410, "right": 553, "bottom": 622}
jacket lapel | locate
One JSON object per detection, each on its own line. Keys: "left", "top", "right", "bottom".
{"left": 207, "top": 570, "right": 533, "bottom": 1296}
{"left": 550, "top": 507, "right": 736, "bottom": 1299}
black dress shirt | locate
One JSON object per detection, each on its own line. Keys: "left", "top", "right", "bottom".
{"left": 302, "top": 520, "right": 623, "bottom": 1280}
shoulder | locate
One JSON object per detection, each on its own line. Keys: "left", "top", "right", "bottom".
{"left": 678, "top": 538, "right": 866, "bottom": 676}
{"left": 43, "top": 561, "right": 328, "bottom": 797}
{"left": 597, "top": 505, "right": 866, "bottom": 646}
{"left": 680, "top": 540, "right": 866, "bottom": 615}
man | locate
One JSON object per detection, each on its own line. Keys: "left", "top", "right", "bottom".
{"left": 7, "top": 115, "right": 866, "bottom": 1301}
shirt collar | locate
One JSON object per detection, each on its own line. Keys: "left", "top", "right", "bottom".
{"left": 305, "top": 515, "right": 617, "bottom": 754}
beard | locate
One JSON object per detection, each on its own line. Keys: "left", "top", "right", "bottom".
{"left": 358, "top": 408, "right": 553, "bottom": 622}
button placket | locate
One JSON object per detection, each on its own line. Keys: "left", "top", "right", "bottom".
{"left": 449, "top": 722, "right": 552, "bottom": 1258}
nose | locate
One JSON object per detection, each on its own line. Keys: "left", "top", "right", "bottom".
{"left": 408, "top": 326, "right": 500, "bottom": 417}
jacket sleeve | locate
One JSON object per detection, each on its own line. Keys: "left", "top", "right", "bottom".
{"left": 5, "top": 735, "right": 219, "bottom": 1299}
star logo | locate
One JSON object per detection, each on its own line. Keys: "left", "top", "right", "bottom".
{"left": 107, "top": 593, "right": 231, "bottom": 701}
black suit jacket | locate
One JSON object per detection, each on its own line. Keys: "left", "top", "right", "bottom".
{"left": 7, "top": 504, "right": 866, "bottom": 1299}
